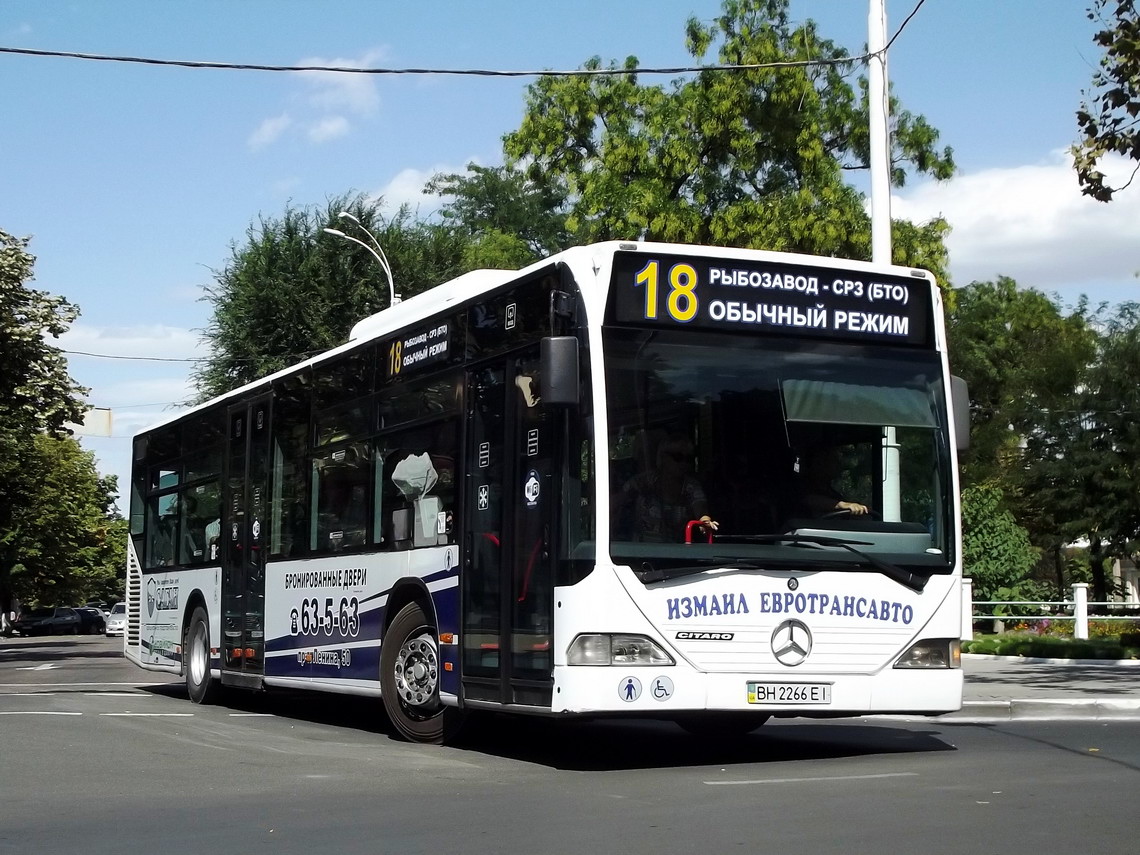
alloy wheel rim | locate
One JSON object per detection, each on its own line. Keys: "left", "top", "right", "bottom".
{"left": 393, "top": 631, "right": 439, "bottom": 709}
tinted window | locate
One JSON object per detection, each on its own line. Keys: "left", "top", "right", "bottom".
{"left": 311, "top": 443, "right": 372, "bottom": 554}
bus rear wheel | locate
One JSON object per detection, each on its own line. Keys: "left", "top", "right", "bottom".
{"left": 380, "top": 601, "right": 464, "bottom": 744}
{"left": 185, "top": 607, "right": 219, "bottom": 705}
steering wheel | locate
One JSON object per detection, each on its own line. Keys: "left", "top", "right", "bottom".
{"left": 821, "top": 507, "right": 881, "bottom": 520}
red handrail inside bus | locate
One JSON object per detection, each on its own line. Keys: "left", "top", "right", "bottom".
{"left": 684, "top": 520, "right": 713, "bottom": 544}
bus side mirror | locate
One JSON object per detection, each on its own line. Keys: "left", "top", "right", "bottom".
{"left": 951, "top": 375, "right": 970, "bottom": 452}
{"left": 540, "top": 336, "right": 579, "bottom": 406}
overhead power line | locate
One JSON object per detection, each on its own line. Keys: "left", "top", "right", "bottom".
{"left": 64, "top": 349, "right": 202, "bottom": 363}
{"left": 0, "top": 1, "right": 927, "bottom": 77}
{"left": 0, "top": 46, "right": 869, "bottom": 76}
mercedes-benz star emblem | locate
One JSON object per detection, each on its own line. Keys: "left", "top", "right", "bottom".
{"left": 771, "top": 619, "right": 812, "bottom": 667}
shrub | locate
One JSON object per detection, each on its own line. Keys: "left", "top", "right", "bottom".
{"left": 962, "top": 633, "right": 1140, "bottom": 660}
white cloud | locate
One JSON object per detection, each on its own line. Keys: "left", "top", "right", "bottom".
{"left": 248, "top": 113, "right": 293, "bottom": 151}
{"left": 307, "top": 115, "right": 351, "bottom": 144}
{"left": 60, "top": 323, "right": 203, "bottom": 362}
{"left": 59, "top": 323, "right": 201, "bottom": 419}
{"left": 60, "top": 323, "right": 201, "bottom": 502}
{"left": 371, "top": 160, "right": 478, "bottom": 217}
{"left": 297, "top": 48, "right": 386, "bottom": 116}
{"left": 249, "top": 49, "right": 387, "bottom": 150}
{"left": 893, "top": 151, "right": 1140, "bottom": 302}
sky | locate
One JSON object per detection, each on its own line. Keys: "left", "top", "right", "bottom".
{"left": 3, "top": 0, "right": 1138, "bottom": 511}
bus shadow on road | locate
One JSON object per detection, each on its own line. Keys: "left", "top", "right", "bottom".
{"left": 453, "top": 715, "right": 956, "bottom": 771}
{"left": 144, "top": 682, "right": 394, "bottom": 733}
{"left": 139, "top": 684, "right": 955, "bottom": 771}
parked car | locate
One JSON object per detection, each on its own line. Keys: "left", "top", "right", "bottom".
{"left": 85, "top": 600, "right": 111, "bottom": 617}
{"left": 14, "top": 607, "right": 81, "bottom": 636}
{"left": 105, "top": 602, "right": 127, "bottom": 637}
{"left": 74, "top": 607, "right": 106, "bottom": 634}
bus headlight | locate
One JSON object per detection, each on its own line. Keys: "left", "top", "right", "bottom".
{"left": 567, "top": 634, "right": 674, "bottom": 666}
{"left": 894, "top": 638, "right": 961, "bottom": 669}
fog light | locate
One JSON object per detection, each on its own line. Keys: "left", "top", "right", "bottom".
{"left": 567, "top": 633, "right": 674, "bottom": 666}
{"left": 895, "top": 638, "right": 960, "bottom": 669}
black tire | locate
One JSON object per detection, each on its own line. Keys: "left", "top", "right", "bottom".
{"left": 380, "top": 601, "right": 464, "bottom": 744}
{"left": 185, "top": 607, "right": 219, "bottom": 704}
{"left": 674, "top": 712, "right": 770, "bottom": 738}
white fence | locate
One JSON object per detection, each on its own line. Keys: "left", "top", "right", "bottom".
{"left": 961, "top": 579, "right": 1140, "bottom": 641}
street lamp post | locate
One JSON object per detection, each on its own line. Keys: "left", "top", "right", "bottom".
{"left": 323, "top": 211, "right": 401, "bottom": 307}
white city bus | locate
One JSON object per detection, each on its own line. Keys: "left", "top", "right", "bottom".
{"left": 125, "top": 240, "right": 967, "bottom": 743}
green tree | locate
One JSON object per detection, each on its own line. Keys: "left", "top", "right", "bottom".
{"left": 6, "top": 434, "right": 120, "bottom": 607}
{"left": 193, "top": 195, "right": 471, "bottom": 400}
{"left": 497, "top": 0, "right": 954, "bottom": 275}
{"left": 961, "top": 484, "right": 1039, "bottom": 602}
{"left": 1074, "top": 0, "right": 1140, "bottom": 201}
{"left": 0, "top": 230, "right": 87, "bottom": 433}
{"left": 1021, "top": 303, "right": 1140, "bottom": 601}
{"left": 0, "top": 229, "right": 90, "bottom": 619}
{"left": 945, "top": 277, "right": 1097, "bottom": 488}
{"left": 426, "top": 162, "right": 572, "bottom": 267}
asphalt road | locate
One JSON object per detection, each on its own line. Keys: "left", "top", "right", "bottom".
{"left": 2, "top": 635, "right": 1138, "bottom": 855}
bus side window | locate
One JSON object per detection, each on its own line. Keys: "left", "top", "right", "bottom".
{"left": 179, "top": 484, "right": 220, "bottom": 565}
{"left": 147, "top": 493, "right": 179, "bottom": 567}
{"left": 375, "top": 418, "right": 459, "bottom": 550}
{"left": 311, "top": 444, "right": 371, "bottom": 554}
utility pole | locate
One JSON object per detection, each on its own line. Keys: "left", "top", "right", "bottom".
{"left": 868, "top": 0, "right": 891, "bottom": 266}
{"left": 869, "top": 0, "right": 901, "bottom": 520}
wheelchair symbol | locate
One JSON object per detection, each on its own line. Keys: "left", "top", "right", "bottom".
{"left": 651, "top": 676, "right": 674, "bottom": 701}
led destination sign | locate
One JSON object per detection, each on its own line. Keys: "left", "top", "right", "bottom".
{"left": 386, "top": 321, "right": 450, "bottom": 378}
{"left": 608, "top": 251, "right": 932, "bottom": 346}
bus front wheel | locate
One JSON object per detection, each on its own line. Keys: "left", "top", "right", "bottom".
{"left": 185, "top": 607, "right": 219, "bottom": 705}
{"left": 380, "top": 601, "right": 463, "bottom": 744}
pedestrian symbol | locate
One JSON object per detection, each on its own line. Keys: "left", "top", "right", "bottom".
{"left": 619, "top": 676, "right": 642, "bottom": 702}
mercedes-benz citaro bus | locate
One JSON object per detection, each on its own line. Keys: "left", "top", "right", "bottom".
{"left": 124, "top": 241, "right": 968, "bottom": 743}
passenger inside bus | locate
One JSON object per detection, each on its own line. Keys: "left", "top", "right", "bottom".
{"left": 612, "top": 433, "right": 718, "bottom": 542}
{"left": 317, "top": 470, "right": 368, "bottom": 551}
{"left": 706, "top": 449, "right": 778, "bottom": 534}
{"left": 792, "top": 444, "right": 871, "bottom": 518}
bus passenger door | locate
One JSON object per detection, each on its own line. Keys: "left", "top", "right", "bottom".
{"left": 462, "top": 353, "right": 555, "bottom": 707}
{"left": 221, "top": 395, "right": 270, "bottom": 687}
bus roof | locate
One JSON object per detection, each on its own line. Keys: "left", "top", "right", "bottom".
{"left": 135, "top": 240, "right": 935, "bottom": 436}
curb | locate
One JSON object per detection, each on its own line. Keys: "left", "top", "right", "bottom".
{"left": 937, "top": 698, "right": 1140, "bottom": 722}
{"left": 963, "top": 653, "right": 1140, "bottom": 667}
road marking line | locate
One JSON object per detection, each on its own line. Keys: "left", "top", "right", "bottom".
{"left": 0, "top": 711, "right": 82, "bottom": 716}
{"left": 99, "top": 712, "right": 194, "bottom": 717}
{"left": 84, "top": 692, "right": 150, "bottom": 697}
{"left": 3, "top": 692, "right": 57, "bottom": 696}
{"left": 229, "top": 713, "right": 274, "bottom": 717}
{"left": 704, "top": 772, "right": 918, "bottom": 786}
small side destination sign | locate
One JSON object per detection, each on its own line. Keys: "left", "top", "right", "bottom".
{"left": 387, "top": 322, "right": 449, "bottom": 378}
{"left": 608, "top": 251, "right": 932, "bottom": 346}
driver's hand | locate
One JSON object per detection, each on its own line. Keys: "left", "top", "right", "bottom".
{"left": 837, "top": 501, "right": 869, "bottom": 516}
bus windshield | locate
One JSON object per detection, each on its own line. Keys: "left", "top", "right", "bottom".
{"left": 604, "top": 327, "right": 953, "bottom": 578}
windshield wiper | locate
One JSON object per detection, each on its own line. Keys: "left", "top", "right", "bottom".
{"left": 740, "top": 534, "right": 928, "bottom": 592}
{"left": 636, "top": 536, "right": 928, "bottom": 592}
